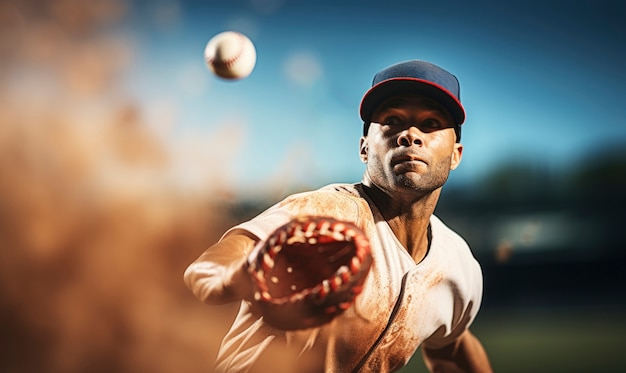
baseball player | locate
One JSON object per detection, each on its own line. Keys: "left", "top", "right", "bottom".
{"left": 184, "top": 60, "right": 493, "bottom": 372}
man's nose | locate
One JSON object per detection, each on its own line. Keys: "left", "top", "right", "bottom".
{"left": 397, "top": 127, "right": 423, "bottom": 147}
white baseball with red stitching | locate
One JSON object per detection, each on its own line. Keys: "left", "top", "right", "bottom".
{"left": 204, "top": 31, "right": 256, "bottom": 80}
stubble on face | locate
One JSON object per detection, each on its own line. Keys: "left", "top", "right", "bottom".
{"left": 365, "top": 148, "right": 453, "bottom": 197}
{"left": 396, "top": 153, "right": 452, "bottom": 193}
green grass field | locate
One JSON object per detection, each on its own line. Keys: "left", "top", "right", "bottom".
{"left": 399, "top": 307, "right": 626, "bottom": 373}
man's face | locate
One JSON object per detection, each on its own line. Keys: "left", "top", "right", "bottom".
{"left": 360, "top": 94, "right": 463, "bottom": 197}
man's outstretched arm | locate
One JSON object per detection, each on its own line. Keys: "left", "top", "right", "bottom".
{"left": 183, "top": 231, "right": 257, "bottom": 305}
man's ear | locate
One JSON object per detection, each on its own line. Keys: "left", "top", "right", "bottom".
{"left": 450, "top": 143, "right": 463, "bottom": 170}
{"left": 359, "top": 136, "right": 368, "bottom": 163}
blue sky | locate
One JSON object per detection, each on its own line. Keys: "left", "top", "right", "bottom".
{"left": 122, "top": 0, "right": 625, "bottom": 196}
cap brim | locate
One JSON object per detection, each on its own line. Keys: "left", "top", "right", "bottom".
{"left": 359, "top": 78, "right": 465, "bottom": 125}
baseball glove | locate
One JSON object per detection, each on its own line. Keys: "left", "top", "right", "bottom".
{"left": 246, "top": 216, "right": 373, "bottom": 330}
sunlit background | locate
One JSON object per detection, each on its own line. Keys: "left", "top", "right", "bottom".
{"left": 1, "top": 0, "right": 624, "bottom": 372}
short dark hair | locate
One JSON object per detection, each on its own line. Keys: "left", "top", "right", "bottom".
{"left": 362, "top": 122, "right": 462, "bottom": 143}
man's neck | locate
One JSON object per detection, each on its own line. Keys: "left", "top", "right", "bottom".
{"left": 361, "top": 180, "right": 441, "bottom": 263}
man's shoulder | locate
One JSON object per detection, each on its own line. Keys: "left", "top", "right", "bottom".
{"left": 430, "top": 214, "right": 472, "bottom": 254}
{"left": 227, "top": 183, "right": 370, "bottom": 242}
{"left": 282, "top": 183, "right": 366, "bottom": 203}
{"left": 277, "top": 183, "right": 370, "bottom": 222}
{"left": 319, "top": 182, "right": 364, "bottom": 197}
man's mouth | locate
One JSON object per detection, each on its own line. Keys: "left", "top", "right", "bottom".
{"left": 392, "top": 153, "right": 428, "bottom": 167}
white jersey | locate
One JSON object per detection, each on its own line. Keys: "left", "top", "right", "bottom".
{"left": 213, "top": 183, "right": 484, "bottom": 373}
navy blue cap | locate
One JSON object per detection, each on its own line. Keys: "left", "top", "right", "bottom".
{"left": 359, "top": 60, "right": 465, "bottom": 125}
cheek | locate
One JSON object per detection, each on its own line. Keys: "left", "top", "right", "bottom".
{"left": 364, "top": 146, "right": 388, "bottom": 176}
{"left": 369, "top": 133, "right": 396, "bottom": 153}
{"left": 365, "top": 140, "right": 391, "bottom": 164}
{"left": 431, "top": 133, "right": 457, "bottom": 156}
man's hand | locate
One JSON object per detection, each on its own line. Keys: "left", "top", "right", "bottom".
{"left": 422, "top": 329, "right": 493, "bottom": 373}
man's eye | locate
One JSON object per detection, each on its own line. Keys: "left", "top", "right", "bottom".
{"left": 382, "top": 116, "right": 403, "bottom": 126}
{"left": 422, "top": 119, "right": 442, "bottom": 129}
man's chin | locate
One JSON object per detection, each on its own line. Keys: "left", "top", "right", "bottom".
{"left": 396, "top": 174, "right": 446, "bottom": 194}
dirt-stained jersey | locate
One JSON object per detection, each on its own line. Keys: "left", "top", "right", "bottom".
{"left": 209, "top": 183, "right": 483, "bottom": 373}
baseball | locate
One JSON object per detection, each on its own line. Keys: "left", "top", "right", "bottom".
{"left": 204, "top": 31, "right": 256, "bottom": 80}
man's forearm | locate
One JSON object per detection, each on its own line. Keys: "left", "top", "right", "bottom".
{"left": 183, "top": 233, "right": 257, "bottom": 305}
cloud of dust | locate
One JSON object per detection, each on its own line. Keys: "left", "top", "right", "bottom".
{"left": 0, "top": 1, "right": 241, "bottom": 372}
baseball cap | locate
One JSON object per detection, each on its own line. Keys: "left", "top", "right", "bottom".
{"left": 359, "top": 60, "right": 465, "bottom": 126}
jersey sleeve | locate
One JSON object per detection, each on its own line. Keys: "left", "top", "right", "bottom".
{"left": 222, "top": 186, "right": 365, "bottom": 243}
